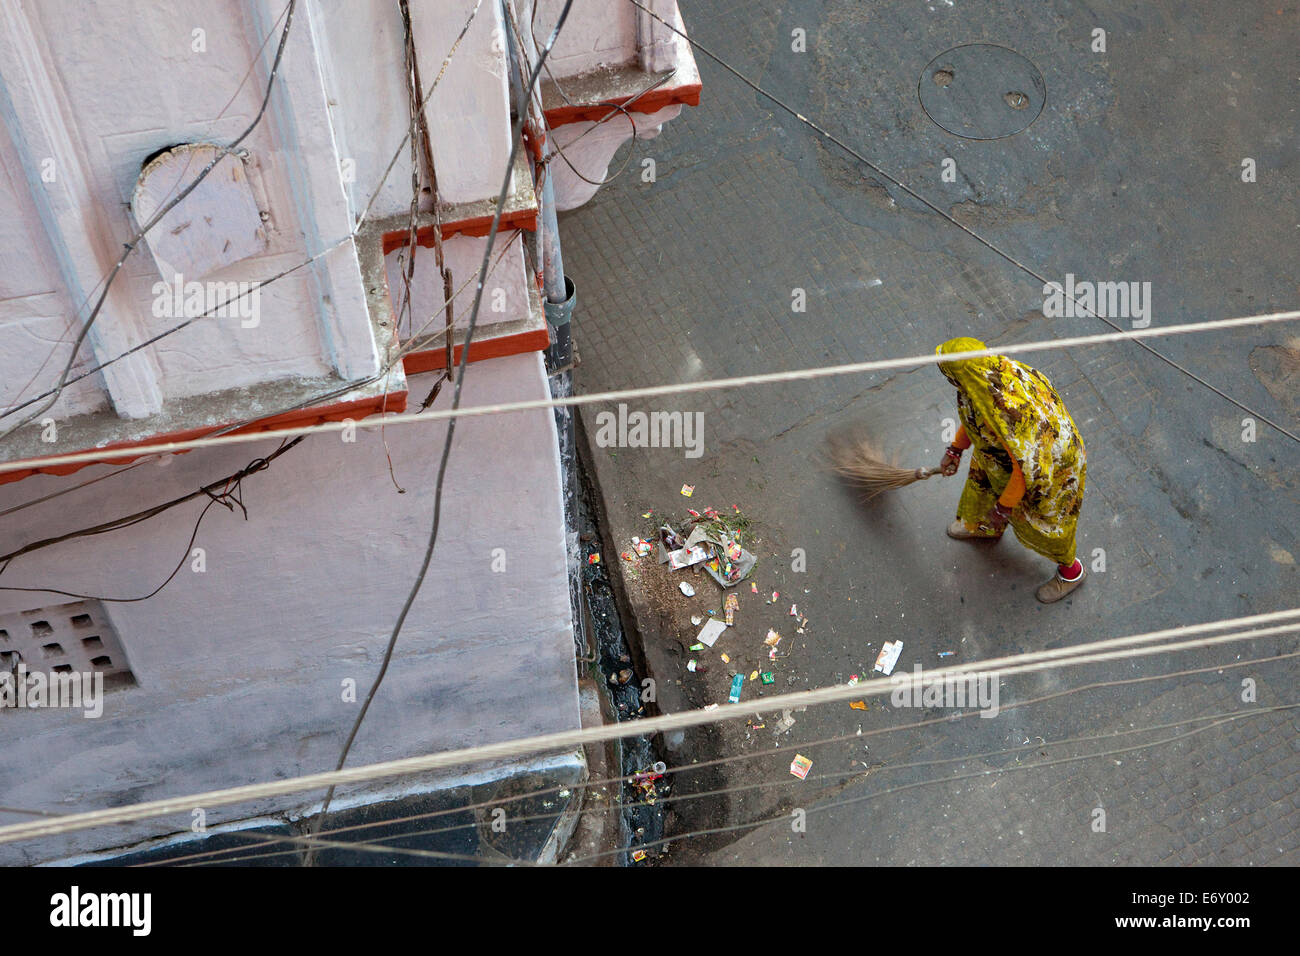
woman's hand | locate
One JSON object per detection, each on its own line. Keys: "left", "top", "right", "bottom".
{"left": 984, "top": 501, "right": 1012, "bottom": 530}
{"left": 938, "top": 446, "right": 963, "bottom": 477}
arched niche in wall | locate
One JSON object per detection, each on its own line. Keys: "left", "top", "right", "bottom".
{"left": 130, "top": 143, "right": 269, "bottom": 281}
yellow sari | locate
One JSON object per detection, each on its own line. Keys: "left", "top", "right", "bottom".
{"left": 937, "top": 338, "right": 1086, "bottom": 565}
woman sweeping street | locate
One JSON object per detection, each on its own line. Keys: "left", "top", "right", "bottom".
{"left": 935, "top": 337, "right": 1088, "bottom": 603}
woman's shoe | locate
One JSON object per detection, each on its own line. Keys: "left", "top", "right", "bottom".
{"left": 946, "top": 520, "right": 1001, "bottom": 540}
{"left": 1035, "top": 567, "right": 1086, "bottom": 603}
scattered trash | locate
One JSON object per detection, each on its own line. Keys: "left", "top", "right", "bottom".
{"left": 587, "top": 554, "right": 601, "bottom": 565}
{"left": 667, "top": 543, "right": 711, "bottom": 570}
{"left": 728, "top": 673, "right": 744, "bottom": 703}
{"left": 764, "top": 629, "right": 782, "bottom": 647}
{"left": 697, "top": 618, "right": 728, "bottom": 647}
{"left": 658, "top": 525, "right": 686, "bottom": 552}
{"left": 789, "top": 604, "right": 798, "bottom": 617}
{"left": 631, "top": 763, "right": 668, "bottom": 807}
{"left": 849, "top": 700, "right": 868, "bottom": 711}
{"left": 874, "top": 640, "right": 903, "bottom": 676}
{"left": 689, "top": 642, "right": 704, "bottom": 651}
{"left": 768, "top": 591, "right": 779, "bottom": 604}
{"left": 608, "top": 669, "right": 633, "bottom": 686}
{"left": 724, "top": 593, "right": 739, "bottom": 626}
{"left": 680, "top": 484, "right": 695, "bottom": 497}
{"left": 641, "top": 511, "right": 654, "bottom": 518}
{"left": 691, "top": 614, "right": 703, "bottom": 626}
{"left": 631, "top": 849, "right": 648, "bottom": 862}
{"left": 750, "top": 582, "right": 759, "bottom": 593}
{"left": 701, "top": 540, "right": 756, "bottom": 588}
{"left": 761, "top": 672, "right": 775, "bottom": 685}
{"left": 768, "top": 648, "right": 778, "bottom": 661}
{"left": 631, "top": 536, "right": 653, "bottom": 557}
{"left": 687, "top": 659, "right": 698, "bottom": 672}
{"left": 937, "top": 651, "right": 954, "bottom": 658}
{"left": 679, "top": 581, "right": 695, "bottom": 597}
{"left": 773, "top": 709, "right": 796, "bottom": 734}
{"left": 847, "top": 675, "right": 860, "bottom": 686}
{"left": 749, "top": 670, "right": 759, "bottom": 681}
{"left": 720, "top": 653, "right": 731, "bottom": 663}
{"left": 620, "top": 551, "right": 635, "bottom": 562}
{"left": 789, "top": 754, "right": 813, "bottom": 780}
{"left": 703, "top": 703, "right": 719, "bottom": 711}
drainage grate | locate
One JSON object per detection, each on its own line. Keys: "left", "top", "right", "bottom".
{"left": 918, "top": 43, "right": 1046, "bottom": 140}
{"left": 0, "top": 600, "right": 136, "bottom": 691}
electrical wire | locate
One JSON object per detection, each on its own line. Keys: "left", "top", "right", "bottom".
{"left": 302, "top": 0, "right": 580, "bottom": 865}
{"left": 0, "top": 439, "right": 302, "bottom": 568}
{"left": 624, "top": 0, "right": 1300, "bottom": 445}
{"left": 1, "top": 1, "right": 296, "bottom": 417}
{"left": 0, "top": 0, "right": 485, "bottom": 434}
{"left": 566, "top": 701, "right": 1300, "bottom": 865}
{"left": 0, "top": 456, "right": 160, "bottom": 519}
{"left": 153, "top": 649, "right": 1300, "bottom": 867}
{"left": 0, "top": 236, "right": 518, "bottom": 577}
{"left": 208, "top": 701, "right": 1300, "bottom": 867}
{"left": 0, "top": 608, "right": 1296, "bottom": 847}
{"left": 0, "top": 0, "right": 300, "bottom": 440}
{"left": 3, "top": 308, "right": 1296, "bottom": 478}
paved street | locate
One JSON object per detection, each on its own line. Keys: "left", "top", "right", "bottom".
{"left": 561, "top": 0, "right": 1300, "bottom": 864}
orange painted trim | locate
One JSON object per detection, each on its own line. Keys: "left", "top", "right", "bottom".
{"left": 523, "top": 124, "right": 547, "bottom": 162}
{"left": 0, "top": 390, "right": 408, "bottom": 487}
{"left": 543, "top": 81, "right": 701, "bottom": 127}
{"left": 381, "top": 206, "right": 538, "bottom": 256}
{"left": 401, "top": 327, "right": 550, "bottom": 375}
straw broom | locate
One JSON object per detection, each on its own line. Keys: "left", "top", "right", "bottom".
{"left": 828, "top": 430, "right": 944, "bottom": 500}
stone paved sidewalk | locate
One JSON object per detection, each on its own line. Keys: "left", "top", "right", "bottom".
{"left": 560, "top": 0, "right": 1300, "bottom": 865}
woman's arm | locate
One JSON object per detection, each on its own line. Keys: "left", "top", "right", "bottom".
{"left": 997, "top": 437, "right": 1025, "bottom": 509}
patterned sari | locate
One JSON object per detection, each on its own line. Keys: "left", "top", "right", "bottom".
{"left": 937, "top": 337, "right": 1086, "bottom": 565}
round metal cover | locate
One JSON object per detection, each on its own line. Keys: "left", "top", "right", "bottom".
{"left": 918, "top": 44, "right": 1046, "bottom": 140}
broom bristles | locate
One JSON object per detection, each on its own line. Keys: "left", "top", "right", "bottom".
{"left": 828, "top": 433, "right": 930, "bottom": 500}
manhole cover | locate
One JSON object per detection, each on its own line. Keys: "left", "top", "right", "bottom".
{"left": 918, "top": 43, "right": 1046, "bottom": 140}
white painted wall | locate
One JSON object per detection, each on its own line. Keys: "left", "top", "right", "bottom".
{"left": 0, "top": 352, "right": 578, "bottom": 863}
{"left": 385, "top": 232, "right": 533, "bottom": 341}
{"left": 535, "top": 0, "right": 639, "bottom": 77}
{"left": 0, "top": 0, "right": 385, "bottom": 421}
{"left": 0, "top": 116, "right": 107, "bottom": 419}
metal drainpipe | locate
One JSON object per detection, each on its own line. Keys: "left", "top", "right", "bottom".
{"left": 541, "top": 172, "right": 575, "bottom": 364}
{"left": 504, "top": 1, "right": 587, "bottom": 661}
{"left": 540, "top": 170, "right": 585, "bottom": 664}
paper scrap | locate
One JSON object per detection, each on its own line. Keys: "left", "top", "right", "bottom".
{"left": 874, "top": 640, "right": 903, "bottom": 676}
{"left": 789, "top": 755, "right": 813, "bottom": 780}
{"left": 728, "top": 673, "right": 744, "bottom": 703}
{"left": 697, "top": 618, "right": 728, "bottom": 647}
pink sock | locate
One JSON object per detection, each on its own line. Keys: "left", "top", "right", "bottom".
{"left": 1058, "top": 559, "right": 1083, "bottom": 581}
